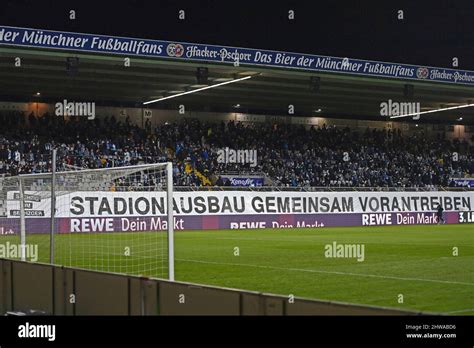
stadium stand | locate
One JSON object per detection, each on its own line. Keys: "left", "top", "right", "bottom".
{"left": 0, "top": 111, "right": 472, "bottom": 188}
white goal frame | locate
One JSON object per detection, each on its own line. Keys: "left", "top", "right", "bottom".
{"left": 16, "top": 160, "right": 175, "bottom": 281}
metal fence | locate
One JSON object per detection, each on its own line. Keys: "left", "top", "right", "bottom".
{"left": 174, "top": 186, "right": 474, "bottom": 192}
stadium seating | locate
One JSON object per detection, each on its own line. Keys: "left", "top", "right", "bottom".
{"left": 0, "top": 112, "right": 472, "bottom": 188}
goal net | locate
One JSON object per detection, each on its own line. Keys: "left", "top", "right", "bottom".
{"left": 0, "top": 162, "right": 174, "bottom": 280}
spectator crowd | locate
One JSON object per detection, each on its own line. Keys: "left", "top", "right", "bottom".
{"left": 0, "top": 111, "right": 472, "bottom": 189}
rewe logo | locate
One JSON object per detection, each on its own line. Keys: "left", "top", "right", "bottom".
{"left": 217, "top": 147, "right": 257, "bottom": 167}
{"left": 55, "top": 99, "right": 95, "bottom": 120}
{"left": 18, "top": 322, "right": 56, "bottom": 341}
{"left": 324, "top": 241, "right": 365, "bottom": 262}
{"left": 380, "top": 99, "right": 420, "bottom": 120}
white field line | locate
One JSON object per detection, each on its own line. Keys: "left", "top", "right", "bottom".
{"left": 446, "top": 308, "right": 474, "bottom": 314}
{"left": 176, "top": 258, "right": 474, "bottom": 286}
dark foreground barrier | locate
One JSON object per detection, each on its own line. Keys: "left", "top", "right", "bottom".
{"left": 0, "top": 259, "right": 425, "bottom": 316}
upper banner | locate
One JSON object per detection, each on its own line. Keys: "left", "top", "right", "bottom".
{"left": 7, "top": 190, "right": 474, "bottom": 218}
{"left": 1, "top": 26, "right": 473, "bottom": 85}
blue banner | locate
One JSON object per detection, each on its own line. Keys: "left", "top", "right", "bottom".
{"left": 452, "top": 178, "right": 474, "bottom": 187}
{"left": 1, "top": 26, "right": 473, "bottom": 85}
{"left": 222, "top": 177, "right": 265, "bottom": 187}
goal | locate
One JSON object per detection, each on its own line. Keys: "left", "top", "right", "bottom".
{"left": 0, "top": 162, "right": 174, "bottom": 281}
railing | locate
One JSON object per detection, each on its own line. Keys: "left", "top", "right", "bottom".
{"left": 174, "top": 186, "right": 474, "bottom": 192}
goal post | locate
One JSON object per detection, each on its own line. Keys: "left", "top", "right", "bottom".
{"left": 166, "top": 161, "right": 174, "bottom": 281}
{"left": 2, "top": 162, "right": 175, "bottom": 280}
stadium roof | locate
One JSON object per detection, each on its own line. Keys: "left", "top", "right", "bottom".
{"left": 0, "top": 45, "right": 473, "bottom": 124}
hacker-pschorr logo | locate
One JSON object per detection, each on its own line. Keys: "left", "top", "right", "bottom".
{"left": 18, "top": 322, "right": 56, "bottom": 341}
{"left": 217, "top": 147, "right": 257, "bottom": 167}
{"left": 55, "top": 99, "right": 95, "bottom": 120}
{"left": 416, "top": 67, "right": 429, "bottom": 79}
{"left": 166, "top": 43, "right": 184, "bottom": 57}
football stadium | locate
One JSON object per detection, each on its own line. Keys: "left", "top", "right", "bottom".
{"left": 0, "top": 6, "right": 473, "bottom": 332}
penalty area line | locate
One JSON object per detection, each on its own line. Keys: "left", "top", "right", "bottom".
{"left": 176, "top": 258, "right": 474, "bottom": 286}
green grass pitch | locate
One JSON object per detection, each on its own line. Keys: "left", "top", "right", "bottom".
{"left": 2, "top": 224, "right": 473, "bottom": 314}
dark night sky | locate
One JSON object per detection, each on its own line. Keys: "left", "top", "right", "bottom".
{"left": 0, "top": 0, "right": 473, "bottom": 69}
